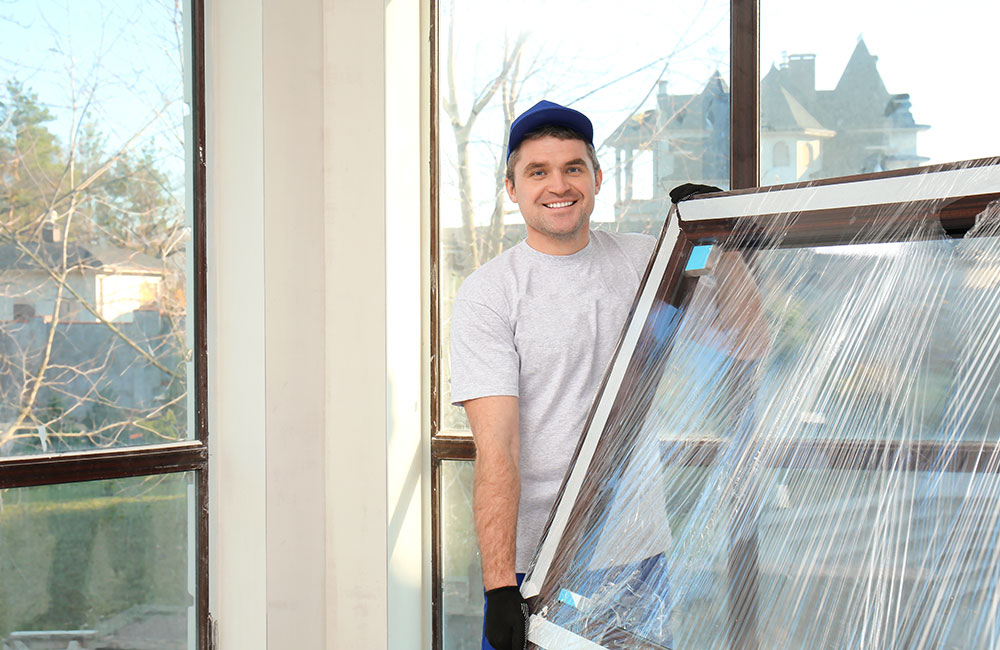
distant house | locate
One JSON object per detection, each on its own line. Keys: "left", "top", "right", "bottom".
{"left": 606, "top": 39, "right": 929, "bottom": 222}
{"left": 0, "top": 234, "right": 185, "bottom": 454}
{"left": 0, "top": 233, "right": 178, "bottom": 324}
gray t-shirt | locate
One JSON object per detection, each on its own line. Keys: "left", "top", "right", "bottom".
{"left": 450, "top": 229, "right": 656, "bottom": 571}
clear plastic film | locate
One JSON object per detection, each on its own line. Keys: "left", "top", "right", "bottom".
{"left": 524, "top": 168, "right": 1000, "bottom": 649}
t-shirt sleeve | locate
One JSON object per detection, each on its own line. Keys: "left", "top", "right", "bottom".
{"left": 627, "top": 233, "right": 657, "bottom": 274}
{"left": 449, "top": 296, "right": 520, "bottom": 405}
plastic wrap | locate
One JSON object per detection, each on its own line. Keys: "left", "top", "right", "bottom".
{"left": 523, "top": 164, "right": 1000, "bottom": 649}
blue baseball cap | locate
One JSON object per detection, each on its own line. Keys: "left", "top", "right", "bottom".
{"left": 507, "top": 100, "right": 594, "bottom": 161}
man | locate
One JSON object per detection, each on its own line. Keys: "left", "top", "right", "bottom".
{"left": 449, "top": 100, "right": 656, "bottom": 650}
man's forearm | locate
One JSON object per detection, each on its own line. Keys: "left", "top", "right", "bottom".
{"left": 465, "top": 395, "right": 522, "bottom": 591}
{"left": 474, "top": 449, "right": 521, "bottom": 589}
{"left": 715, "top": 250, "right": 770, "bottom": 360}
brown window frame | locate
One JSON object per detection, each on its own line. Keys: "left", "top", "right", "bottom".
{"left": 0, "top": 2, "right": 210, "bottom": 647}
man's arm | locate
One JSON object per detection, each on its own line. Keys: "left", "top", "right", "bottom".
{"left": 713, "top": 249, "right": 771, "bottom": 361}
{"left": 669, "top": 182, "right": 770, "bottom": 360}
{"left": 465, "top": 394, "right": 520, "bottom": 590}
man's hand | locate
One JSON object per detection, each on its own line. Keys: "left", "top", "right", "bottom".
{"left": 484, "top": 586, "right": 529, "bottom": 650}
{"left": 669, "top": 182, "right": 723, "bottom": 203}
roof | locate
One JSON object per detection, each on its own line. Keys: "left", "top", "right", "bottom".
{"left": 761, "top": 67, "right": 835, "bottom": 136}
{"left": 0, "top": 241, "right": 166, "bottom": 273}
{"left": 87, "top": 244, "right": 166, "bottom": 273}
{"left": 604, "top": 71, "right": 730, "bottom": 150}
{"left": 603, "top": 108, "right": 659, "bottom": 149}
{"left": 0, "top": 241, "right": 99, "bottom": 270}
{"left": 821, "top": 39, "right": 892, "bottom": 130}
{"left": 608, "top": 39, "right": 920, "bottom": 150}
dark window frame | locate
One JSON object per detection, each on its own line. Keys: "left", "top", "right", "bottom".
{"left": 0, "top": 1, "right": 210, "bottom": 647}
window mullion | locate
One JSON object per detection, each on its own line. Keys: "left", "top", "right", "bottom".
{"left": 731, "top": 0, "right": 760, "bottom": 189}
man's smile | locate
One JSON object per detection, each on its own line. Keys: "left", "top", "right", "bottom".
{"left": 544, "top": 200, "right": 577, "bottom": 209}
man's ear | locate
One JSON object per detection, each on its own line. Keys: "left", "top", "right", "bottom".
{"left": 594, "top": 168, "right": 603, "bottom": 195}
{"left": 505, "top": 177, "right": 518, "bottom": 203}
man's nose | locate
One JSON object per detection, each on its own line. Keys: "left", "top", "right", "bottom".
{"left": 547, "top": 171, "right": 570, "bottom": 193}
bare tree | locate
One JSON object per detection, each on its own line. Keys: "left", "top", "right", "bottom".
{"left": 441, "top": 0, "right": 528, "bottom": 270}
{"left": 0, "top": 1, "right": 188, "bottom": 456}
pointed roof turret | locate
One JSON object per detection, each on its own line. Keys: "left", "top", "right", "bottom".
{"left": 828, "top": 38, "right": 891, "bottom": 128}
{"left": 702, "top": 69, "right": 730, "bottom": 95}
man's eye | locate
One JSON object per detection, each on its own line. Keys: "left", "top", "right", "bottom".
{"left": 567, "top": 166, "right": 582, "bottom": 173}
{"left": 531, "top": 170, "right": 546, "bottom": 177}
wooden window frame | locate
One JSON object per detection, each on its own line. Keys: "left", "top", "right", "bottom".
{"left": 0, "top": 2, "right": 210, "bottom": 647}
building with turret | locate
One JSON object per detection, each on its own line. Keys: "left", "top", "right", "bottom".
{"left": 607, "top": 39, "right": 929, "bottom": 222}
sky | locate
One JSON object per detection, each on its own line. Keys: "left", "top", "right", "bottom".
{"left": 440, "top": 0, "right": 1000, "bottom": 227}
{"left": 0, "top": 0, "right": 188, "bottom": 187}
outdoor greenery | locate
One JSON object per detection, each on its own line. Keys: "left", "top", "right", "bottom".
{"left": 0, "top": 475, "right": 191, "bottom": 636}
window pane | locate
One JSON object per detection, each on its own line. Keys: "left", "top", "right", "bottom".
{"left": 523, "top": 174, "right": 1000, "bottom": 648}
{"left": 438, "top": 0, "right": 731, "bottom": 431}
{"left": 0, "top": 1, "right": 192, "bottom": 456}
{"left": 760, "top": 0, "right": 1000, "bottom": 185}
{"left": 0, "top": 473, "right": 196, "bottom": 649}
{"left": 440, "top": 460, "right": 482, "bottom": 650}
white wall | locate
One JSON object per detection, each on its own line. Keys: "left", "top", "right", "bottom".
{"left": 206, "top": 0, "right": 268, "bottom": 646}
{"left": 208, "top": 0, "right": 428, "bottom": 648}
{"left": 261, "top": 0, "right": 328, "bottom": 647}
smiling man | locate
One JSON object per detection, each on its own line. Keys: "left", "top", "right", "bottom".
{"left": 449, "top": 100, "right": 656, "bottom": 650}
{"left": 505, "top": 129, "right": 599, "bottom": 254}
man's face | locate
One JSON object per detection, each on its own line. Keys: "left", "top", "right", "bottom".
{"left": 505, "top": 135, "right": 602, "bottom": 255}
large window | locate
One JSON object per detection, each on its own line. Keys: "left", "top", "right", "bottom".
{"left": 0, "top": 1, "right": 207, "bottom": 648}
{"left": 433, "top": 1, "right": 730, "bottom": 645}
{"left": 430, "top": 0, "right": 1000, "bottom": 648}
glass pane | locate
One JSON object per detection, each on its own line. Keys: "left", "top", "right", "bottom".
{"left": 0, "top": 0, "right": 193, "bottom": 456}
{"left": 0, "top": 473, "right": 196, "bottom": 649}
{"left": 754, "top": 467, "right": 1000, "bottom": 648}
{"left": 440, "top": 460, "right": 483, "bottom": 650}
{"left": 760, "top": 1, "right": 1000, "bottom": 185}
{"left": 525, "top": 186, "right": 1000, "bottom": 648}
{"left": 438, "top": 0, "right": 731, "bottom": 431}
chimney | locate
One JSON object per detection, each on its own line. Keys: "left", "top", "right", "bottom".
{"left": 42, "top": 210, "right": 61, "bottom": 243}
{"left": 657, "top": 80, "right": 669, "bottom": 113}
{"left": 786, "top": 54, "right": 816, "bottom": 103}
{"left": 885, "top": 93, "right": 916, "bottom": 127}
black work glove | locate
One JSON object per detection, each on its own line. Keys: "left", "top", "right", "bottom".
{"left": 484, "top": 586, "right": 529, "bottom": 650}
{"left": 669, "top": 182, "right": 723, "bottom": 204}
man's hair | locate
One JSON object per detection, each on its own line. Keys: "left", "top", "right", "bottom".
{"left": 505, "top": 125, "right": 600, "bottom": 186}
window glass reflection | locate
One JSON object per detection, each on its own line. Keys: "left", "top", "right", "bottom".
{"left": 760, "top": 1, "right": 1000, "bottom": 185}
{"left": 441, "top": 460, "right": 482, "bottom": 650}
{"left": 0, "top": 473, "right": 195, "bottom": 649}
{"left": 0, "top": 1, "right": 191, "bottom": 456}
